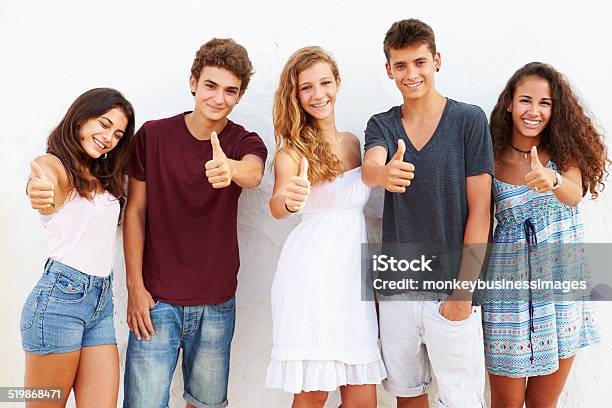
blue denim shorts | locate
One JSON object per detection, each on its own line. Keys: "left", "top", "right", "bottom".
{"left": 20, "top": 259, "right": 117, "bottom": 355}
{"left": 123, "top": 297, "right": 235, "bottom": 408}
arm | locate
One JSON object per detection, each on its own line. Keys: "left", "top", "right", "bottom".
{"left": 123, "top": 177, "right": 155, "bottom": 341}
{"left": 228, "top": 154, "right": 264, "bottom": 189}
{"left": 269, "top": 150, "right": 310, "bottom": 219}
{"left": 440, "top": 173, "right": 492, "bottom": 320}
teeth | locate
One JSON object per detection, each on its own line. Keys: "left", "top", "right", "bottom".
{"left": 93, "top": 138, "right": 106, "bottom": 149}
{"left": 406, "top": 81, "right": 423, "bottom": 88}
{"left": 311, "top": 101, "right": 329, "bottom": 108}
{"left": 523, "top": 119, "right": 541, "bottom": 126}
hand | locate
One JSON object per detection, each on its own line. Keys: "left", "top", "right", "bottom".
{"left": 285, "top": 158, "right": 310, "bottom": 212}
{"left": 439, "top": 299, "right": 473, "bottom": 321}
{"left": 525, "top": 146, "right": 556, "bottom": 193}
{"left": 126, "top": 286, "right": 156, "bottom": 341}
{"left": 205, "top": 131, "right": 234, "bottom": 188}
{"left": 381, "top": 139, "right": 415, "bottom": 193}
{"left": 28, "top": 161, "right": 55, "bottom": 211}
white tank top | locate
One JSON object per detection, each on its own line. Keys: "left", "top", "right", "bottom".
{"left": 41, "top": 189, "right": 120, "bottom": 277}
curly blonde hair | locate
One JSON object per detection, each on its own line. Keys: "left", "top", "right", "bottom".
{"left": 273, "top": 46, "right": 343, "bottom": 184}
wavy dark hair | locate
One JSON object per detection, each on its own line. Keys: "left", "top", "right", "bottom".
{"left": 490, "top": 62, "right": 609, "bottom": 198}
{"left": 46, "top": 88, "right": 135, "bottom": 201}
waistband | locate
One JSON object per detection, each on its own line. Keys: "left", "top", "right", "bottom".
{"left": 44, "top": 259, "right": 113, "bottom": 288}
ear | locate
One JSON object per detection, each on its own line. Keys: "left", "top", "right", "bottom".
{"left": 434, "top": 52, "right": 442, "bottom": 72}
{"left": 189, "top": 75, "right": 197, "bottom": 96}
{"left": 335, "top": 76, "right": 341, "bottom": 90}
{"left": 385, "top": 62, "right": 393, "bottom": 80}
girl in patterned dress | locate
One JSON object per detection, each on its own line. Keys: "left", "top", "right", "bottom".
{"left": 483, "top": 62, "right": 609, "bottom": 407}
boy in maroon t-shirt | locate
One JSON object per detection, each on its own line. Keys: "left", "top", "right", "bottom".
{"left": 122, "top": 39, "right": 267, "bottom": 408}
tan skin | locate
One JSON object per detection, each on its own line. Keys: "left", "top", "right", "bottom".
{"left": 24, "top": 108, "right": 127, "bottom": 407}
{"left": 490, "top": 77, "right": 583, "bottom": 408}
{"left": 270, "top": 61, "right": 376, "bottom": 407}
{"left": 362, "top": 44, "right": 491, "bottom": 407}
{"left": 123, "top": 66, "right": 263, "bottom": 408}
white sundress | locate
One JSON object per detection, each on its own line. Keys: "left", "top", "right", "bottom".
{"left": 265, "top": 167, "right": 387, "bottom": 393}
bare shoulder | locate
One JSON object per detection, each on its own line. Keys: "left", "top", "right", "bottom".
{"left": 33, "top": 154, "right": 70, "bottom": 189}
{"left": 340, "top": 131, "right": 362, "bottom": 166}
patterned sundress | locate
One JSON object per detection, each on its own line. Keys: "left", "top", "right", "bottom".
{"left": 482, "top": 161, "right": 600, "bottom": 377}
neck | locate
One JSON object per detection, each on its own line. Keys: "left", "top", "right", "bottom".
{"left": 185, "top": 110, "right": 227, "bottom": 140}
{"left": 510, "top": 128, "right": 541, "bottom": 152}
{"left": 316, "top": 114, "right": 338, "bottom": 143}
{"left": 401, "top": 90, "right": 445, "bottom": 120}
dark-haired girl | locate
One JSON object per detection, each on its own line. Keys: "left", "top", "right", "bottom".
{"left": 21, "top": 88, "right": 135, "bottom": 407}
{"left": 483, "top": 63, "right": 607, "bottom": 408}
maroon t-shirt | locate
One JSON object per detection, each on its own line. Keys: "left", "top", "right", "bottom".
{"left": 125, "top": 113, "right": 268, "bottom": 305}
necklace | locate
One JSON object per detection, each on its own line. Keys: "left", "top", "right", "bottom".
{"left": 510, "top": 143, "right": 539, "bottom": 159}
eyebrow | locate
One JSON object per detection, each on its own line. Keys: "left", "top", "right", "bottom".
{"left": 203, "top": 79, "right": 240, "bottom": 92}
{"left": 518, "top": 95, "right": 552, "bottom": 101}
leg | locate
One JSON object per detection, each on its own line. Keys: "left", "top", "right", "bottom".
{"left": 489, "top": 373, "right": 526, "bottom": 408}
{"left": 339, "top": 384, "right": 377, "bottom": 408}
{"left": 182, "top": 297, "right": 235, "bottom": 408}
{"left": 524, "top": 357, "right": 575, "bottom": 408}
{"left": 24, "top": 350, "right": 80, "bottom": 408}
{"left": 72, "top": 345, "right": 119, "bottom": 408}
{"left": 292, "top": 391, "right": 329, "bottom": 408}
{"left": 423, "top": 301, "right": 485, "bottom": 407}
{"left": 397, "top": 394, "right": 429, "bottom": 408}
{"left": 123, "top": 301, "right": 182, "bottom": 408}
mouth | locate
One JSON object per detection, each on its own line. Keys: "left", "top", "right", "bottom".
{"left": 207, "top": 105, "right": 225, "bottom": 112}
{"left": 93, "top": 137, "right": 108, "bottom": 151}
{"left": 404, "top": 80, "right": 423, "bottom": 89}
{"left": 522, "top": 118, "right": 542, "bottom": 128}
{"left": 310, "top": 100, "right": 330, "bottom": 109}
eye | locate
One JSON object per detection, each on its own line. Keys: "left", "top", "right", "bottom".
{"left": 395, "top": 64, "right": 406, "bottom": 71}
{"left": 99, "top": 121, "right": 109, "bottom": 129}
{"left": 540, "top": 101, "right": 551, "bottom": 106}
{"left": 519, "top": 98, "right": 531, "bottom": 104}
{"left": 114, "top": 133, "right": 123, "bottom": 140}
{"left": 205, "top": 83, "right": 215, "bottom": 89}
{"left": 416, "top": 61, "right": 425, "bottom": 67}
{"left": 300, "top": 85, "right": 311, "bottom": 91}
{"left": 322, "top": 80, "right": 333, "bottom": 86}
{"left": 226, "top": 89, "right": 238, "bottom": 95}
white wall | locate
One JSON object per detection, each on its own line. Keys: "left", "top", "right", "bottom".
{"left": 2, "top": 1, "right": 611, "bottom": 406}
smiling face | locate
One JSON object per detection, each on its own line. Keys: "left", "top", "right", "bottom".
{"left": 386, "top": 43, "right": 440, "bottom": 100}
{"left": 509, "top": 75, "right": 553, "bottom": 139}
{"left": 78, "top": 107, "right": 128, "bottom": 159}
{"left": 190, "top": 65, "right": 243, "bottom": 123}
{"left": 297, "top": 61, "right": 339, "bottom": 122}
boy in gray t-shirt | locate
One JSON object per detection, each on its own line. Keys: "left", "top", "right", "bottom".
{"left": 362, "top": 19, "right": 493, "bottom": 407}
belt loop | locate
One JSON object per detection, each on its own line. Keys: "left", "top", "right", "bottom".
{"left": 44, "top": 258, "right": 53, "bottom": 274}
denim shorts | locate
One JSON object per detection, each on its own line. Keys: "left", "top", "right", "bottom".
{"left": 20, "top": 259, "right": 117, "bottom": 355}
{"left": 123, "top": 297, "right": 235, "bottom": 408}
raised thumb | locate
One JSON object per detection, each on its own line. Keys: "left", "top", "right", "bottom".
{"left": 211, "top": 131, "right": 222, "bottom": 158}
{"left": 30, "top": 161, "right": 47, "bottom": 181}
{"left": 392, "top": 139, "right": 406, "bottom": 162}
{"left": 530, "top": 146, "right": 541, "bottom": 170}
{"left": 299, "top": 157, "right": 309, "bottom": 180}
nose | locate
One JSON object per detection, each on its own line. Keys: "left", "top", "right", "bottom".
{"left": 213, "top": 88, "right": 224, "bottom": 104}
{"left": 101, "top": 129, "right": 113, "bottom": 143}
{"left": 527, "top": 103, "right": 539, "bottom": 117}
{"left": 312, "top": 84, "right": 325, "bottom": 100}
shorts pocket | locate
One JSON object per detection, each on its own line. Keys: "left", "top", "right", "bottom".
{"left": 20, "top": 288, "right": 42, "bottom": 330}
{"left": 435, "top": 301, "right": 474, "bottom": 325}
{"left": 149, "top": 300, "right": 162, "bottom": 311}
{"left": 210, "top": 297, "right": 235, "bottom": 313}
{"left": 49, "top": 274, "right": 87, "bottom": 303}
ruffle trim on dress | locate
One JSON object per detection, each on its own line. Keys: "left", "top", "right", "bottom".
{"left": 265, "top": 358, "right": 387, "bottom": 394}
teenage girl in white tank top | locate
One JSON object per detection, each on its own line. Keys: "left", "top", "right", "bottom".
{"left": 22, "top": 88, "right": 135, "bottom": 407}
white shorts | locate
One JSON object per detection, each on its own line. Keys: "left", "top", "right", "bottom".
{"left": 379, "top": 296, "right": 485, "bottom": 408}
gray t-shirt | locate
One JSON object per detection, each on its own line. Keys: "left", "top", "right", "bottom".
{"left": 364, "top": 98, "right": 494, "bottom": 245}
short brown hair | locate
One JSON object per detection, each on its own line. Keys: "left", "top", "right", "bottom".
{"left": 383, "top": 19, "right": 436, "bottom": 62}
{"left": 191, "top": 38, "right": 254, "bottom": 93}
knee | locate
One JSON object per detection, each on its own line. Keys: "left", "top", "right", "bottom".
{"left": 525, "top": 394, "right": 559, "bottom": 408}
{"left": 293, "top": 391, "right": 328, "bottom": 407}
{"left": 491, "top": 397, "right": 525, "bottom": 408}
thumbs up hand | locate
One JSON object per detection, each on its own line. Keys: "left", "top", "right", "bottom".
{"left": 285, "top": 157, "right": 311, "bottom": 212}
{"left": 381, "top": 139, "right": 415, "bottom": 193}
{"left": 205, "top": 131, "right": 234, "bottom": 188}
{"left": 28, "top": 161, "right": 56, "bottom": 211}
{"left": 525, "top": 146, "right": 556, "bottom": 193}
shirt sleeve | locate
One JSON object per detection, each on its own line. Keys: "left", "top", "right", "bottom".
{"left": 125, "top": 124, "right": 147, "bottom": 181}
{"left": 465, "top": 108, "right": 494, "bottom": 177}
{"left": 235, "top": 131, "right": 268, "bottom": 165}
{"left": 364, "top": 116, "right": 390, "bottom": 158}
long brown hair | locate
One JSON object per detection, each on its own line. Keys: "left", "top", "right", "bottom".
{"left": 46, "top": 88, "right": 135, "bottom": 200}
{"left": 273, "top": 46, "right": 343, "bottom": 185}
{"left": 490, "top": 62, "right": 609, "bottom": 198}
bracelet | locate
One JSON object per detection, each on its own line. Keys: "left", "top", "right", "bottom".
{"left": 285, "top": 202, "right": 298, "bottom": 213}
